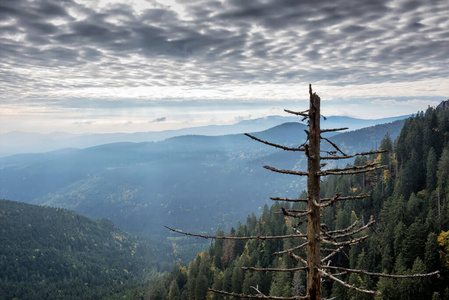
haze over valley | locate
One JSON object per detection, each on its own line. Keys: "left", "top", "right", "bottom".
{"left": 0, "top": 115, "right": 408, "bottom": 262}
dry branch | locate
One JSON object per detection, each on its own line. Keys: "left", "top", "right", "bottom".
{"left": 328, "top": 216, "right": 375, "bottom": 239}
{"left": 319, "top": 269, "right": 381, "bottom": 295}
{"left": 320, "top": 150, "right": 388, "bottom": 160}
{"left": 292, "top": 228, "right": 308, "bottom": 241}
{"left": 245, "top": 133, "right": 305, "bottom": 152}
{"left": 283, "top": 209, "right": 309, "bottom": 213}
{"left": 270, "top": 196, "right": 308, "bottom": 203}
{"left": 272, "top": 241, "right": 308, "bottom": 256}
{"left": 280, "top": 207, "right": 312, "bottom": 218}
{"left": 323, "top": 219, "right": 358, "bottom": 234}
{"left": 271, "top": 193, "right": 368, "bottom": 206}
{"left": 321, "top": 247, "right": 343, "bottom": 252}
{"left": 270, "top": 194, "right": 363, "bottom": 205}
{"left": 320, "top": 229, "right": 350, "bottom": 261}
{"left": 290, "top": 252, "right": 308, "bottom": 265}
{"left": 321, "top": 266, "right": 440, "bottom": 278}
{"left": 320, "top": 215, "right": 374, "bottom": 258}
{"left": 320, "top": 136, "right": 347, "bottom": 156}
{"left": 321, "top": 127, "right": 349, "bottom": 133}
{"left": 312, "top": 193, "right": 340, "bottom": 208}
{"left": 323, "top": 193, "right": 370, "bottom": 203}
{"left": 242, "top": 266, "right": 308, "bottom": 272}
{"left": 321, "top": 235, "right": 369, "bottom": 246}
{"left": 264, "top": 165, "right": 308, "bottom": 176}
{"left": 321, "top": 247, "right": 345, "bottom": 263}
{"left": 317, "top": 194, "right": 369, "bottom": 207}
{"left": 319, "top": 162, "right": 380, "bottom": 173}
{"left": 165, "top": 226, "right": 306, "bottom": 240}
{"left": 284, "top": 108, "right": 309, "bottom": 118}
{"left": 209, "top": 288, "right": 308, "bottom": 300}
{"left": 318, "top": 165, "right": 386, "bottom": 176}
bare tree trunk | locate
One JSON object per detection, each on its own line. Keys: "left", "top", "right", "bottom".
{"left": 306, "top": 86, "right": 321, "bottom": 299}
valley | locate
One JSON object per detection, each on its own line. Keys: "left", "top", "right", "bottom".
{"left": 0, "top": 117, "right": 406, "bottom": 263}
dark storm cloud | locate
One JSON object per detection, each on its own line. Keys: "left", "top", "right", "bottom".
{"left": 213, "top": 0, "right": 389, "bottom": 29}
{"left": 1, "top": 0, "right": 448, "bottom": 106}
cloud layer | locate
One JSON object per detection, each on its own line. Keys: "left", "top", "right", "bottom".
{"left": 1, "top": 0, "right": 448, "bottom": 132}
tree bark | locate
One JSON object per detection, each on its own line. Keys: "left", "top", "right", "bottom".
{"left": 306, "top": 85, "right": 321, "bottom": 299}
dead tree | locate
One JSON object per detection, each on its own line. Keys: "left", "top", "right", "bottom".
{"left": 167, "top": 85, "right": 439, "bottom": 299}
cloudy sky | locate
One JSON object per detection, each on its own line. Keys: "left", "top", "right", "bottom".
{"left": 1, "top": 0, "right": 448, "bottom": 134}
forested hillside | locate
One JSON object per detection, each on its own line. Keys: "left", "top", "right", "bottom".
{"left": 0, "top": 199, "right": 165, "bottom": 300}
{"left": 150, "top": 104, "right": 449, "bottom": 299}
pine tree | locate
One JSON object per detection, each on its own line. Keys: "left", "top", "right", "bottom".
{"left": 168, "top": 280, "right": 181, "bottom": 300}
{"left": 291, "top": 268, "right": 306, "bottom": 297}
{"left": 427, "top": 147, "right": 438, "bottom": 192}
{"left": 437, "top": 148, "right": 449, "bottom": 201}
{"left": 380, "top": 133, "right": 393, "bottom": 170}
{"left": 424, "top": 232, "right": 440, "bottom": 273}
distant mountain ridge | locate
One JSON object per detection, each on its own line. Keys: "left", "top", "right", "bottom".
{"left": 0, "top": 114, "right": 409, "bottom": 157}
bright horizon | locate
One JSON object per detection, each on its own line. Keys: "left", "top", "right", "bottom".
{"left": 1, "top": 0, "right": 448, "bottom": 134}
{"left": 1, "top": 111, "right": 416, "bottom": 136}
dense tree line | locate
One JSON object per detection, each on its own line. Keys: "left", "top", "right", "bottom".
{"left": 150, "top": 104, "right": 449, "bottom": 299}
{"left": 0, "top": 199, "right": 158, "bottom": 300}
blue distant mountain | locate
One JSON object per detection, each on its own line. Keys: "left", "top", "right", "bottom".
{"left": 0, "top": 114, "right": 409, "bottom": 157}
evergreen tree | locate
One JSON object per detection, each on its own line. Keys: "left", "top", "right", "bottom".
{"left": 291, "top": 269, "right": 306, "bottom": 297}
{"left": 212, "top": 229, "right": 225, "bottom": 270}
{"left": 269, "top": 259, "right": 292, "bottom": 297}
{"left": 168, "top": 280, "right": 181, "bottom": 300}
{"left": 231, "top": 256, "right": 244, "bottom": 294}
{"left": 242, "top": 262, "right": 262, "bottom": 295}
{"left": 380, "top": 133, "right": 393, "bottom": 170}
{"left": 437, "top": 148, "right": 449, "bottom": 201}
{"left": 424, "top": 232, "right": 440, "bottom": 273}
{"left": 427, "top": 147, "right": 438, "bottom": 192}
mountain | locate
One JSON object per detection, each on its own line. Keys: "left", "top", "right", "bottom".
{"left": 0, "top": 199, "right": 167, "bottom": 300}
{"left": 329, "top": 118, "right": 406, "bottom": 153}
{"left": 0, "top": 119, "right": 405, "bottom": 261}
{"left": 0, "top": 115, "right": 409, "bottom": 157}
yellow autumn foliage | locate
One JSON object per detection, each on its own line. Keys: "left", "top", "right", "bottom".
{"left": 438, "top": 230, "right": 448, "bottom": 247}
{"left": 438, "top": 230, "right": 449, "bottom": 267}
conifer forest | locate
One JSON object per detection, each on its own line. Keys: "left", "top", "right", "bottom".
{"left": 154, "top": 88, "right": 449, "bottom": 300}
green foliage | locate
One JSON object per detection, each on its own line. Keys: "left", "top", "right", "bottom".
{"left": 0, "top": 199, "right": 157, "bottom": 300}
{"left": 438, "top": 230, "right": 449, "bottom": 268}
{"left": 427, "top": 147, "right": 438, "bottom": 191}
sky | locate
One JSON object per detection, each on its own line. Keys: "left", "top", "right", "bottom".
{"left": 1, "top": 0, "right": 448, "bottom": 134}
